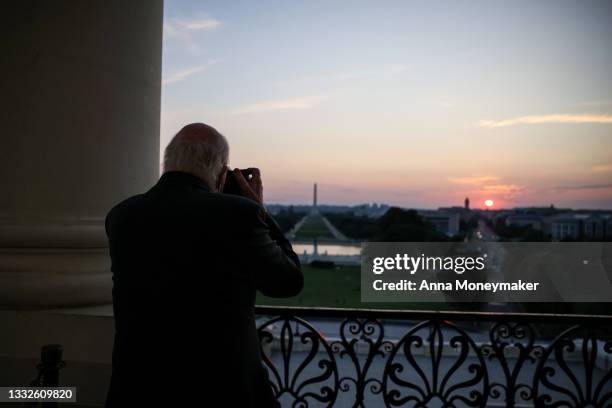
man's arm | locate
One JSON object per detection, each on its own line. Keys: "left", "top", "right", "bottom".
{"left": 243, "top": 204, "right": 303, "bottom": 298}
{"left": 262, "top": 210, "right": 301, "bottom": 268}
{"left": 230, "top": 167, "right": 303, "bottom": 297}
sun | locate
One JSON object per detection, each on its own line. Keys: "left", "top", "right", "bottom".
{"left": 484, "top": 199, "right": 494, "bottom": 208}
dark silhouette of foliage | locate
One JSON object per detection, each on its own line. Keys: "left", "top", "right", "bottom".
{"left": 274, "top": 206, "right": 307, "bottom": 233}
{"left": 322, "top": 212, "right": 378, "bottom": 239}
{"left": 493, "top": 219, "right": 550, "bottom": 242}
{"left": 374, "top": 207, "right": 453, "bottom": 242}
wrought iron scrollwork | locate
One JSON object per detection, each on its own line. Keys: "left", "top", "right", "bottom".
{"left": 330, "top": 318, "right": 394, "bottom": 407}
{"left": 533, "top": 325, "right": 612, "bottom": 408}
{"left": 482, "top": 322, "right": 545, "bottom": 406}
{"left": 382, "top": 320, "right": 488, "bottom": 407}
{"left": 258, "top": 315, "right": 340, "bottom": 407}
{"left": 256, "top": 308, "right": 612, "bottom": 408}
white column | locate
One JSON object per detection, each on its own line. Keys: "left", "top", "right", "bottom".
{"left": 0, "top": 0, "right": 163, "bottom": 307}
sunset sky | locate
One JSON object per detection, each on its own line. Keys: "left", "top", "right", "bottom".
{"left": 160, "top": 0, "right": 612, "bottom": 209}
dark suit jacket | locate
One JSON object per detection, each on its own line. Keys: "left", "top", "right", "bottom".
{"left": 104, "top": 170, "right": 303, "bottom": 407}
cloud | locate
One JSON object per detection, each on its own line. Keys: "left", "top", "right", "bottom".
{"left": 478, "top": 113, "right": 612, "bottom": 128}
{"left": 554, "top": 183, "right": 612, "bottom": 191}
{"left": 175, "top": 17, "right": 222, "bottom": 31}
{"left": 448, "top": 176, "right": 500, "bottom": 185}
{"left": 162, "top": 60, "right": 217, "bottom": 85}
{"left": 165, "top": 16, "right": 222, "bottom": 33}
{"left": 591, "top": 164, "right": 612, "bottom": 173}
{"left": 164, "top": 15, "right": 222, "bottom": 54}
{"left": 232, "top": 94, "right": 328, "bottom": 114}
{"left": 482, "top": 184, "right": 527, "bottom": 197}
{"left": 448, "top": 176, "right": 527, "bottom": 198}
{"left": 576, "top": 100, "right": 611, "bottom": 107}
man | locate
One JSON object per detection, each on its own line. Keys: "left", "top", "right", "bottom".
{"left": 105, "top": 123, "right": 303, "bottom": 407}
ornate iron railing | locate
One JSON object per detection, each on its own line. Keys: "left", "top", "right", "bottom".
{"left": 255, "top": 306, "right": 612, "bottom": 408}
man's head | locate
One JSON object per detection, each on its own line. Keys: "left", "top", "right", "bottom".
{"left": 163, "top": 123, "right": 229, "bottom": 191}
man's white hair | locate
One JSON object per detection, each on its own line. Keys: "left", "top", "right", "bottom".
{"left": 163, "top": 123, "right": 229, "bottom": 189}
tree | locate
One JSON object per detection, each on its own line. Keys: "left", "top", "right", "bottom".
{"left": 493, "top": 219, "right": 550, "bottom": 242}
{"left": 274, "top": 206, "right": 306, "bottom": 233}
{"left": 322, "top": 212, "right": 378, "bottom": 239}
{"left": 374, "top": 207, "right": 451, "bottom": 242}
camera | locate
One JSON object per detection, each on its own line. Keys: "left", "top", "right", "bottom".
{"left": 223, "top": 169, "right": 252, "bottom": 195}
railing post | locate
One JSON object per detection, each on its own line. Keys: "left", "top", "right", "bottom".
{"left": 40, "top": 344, "right": 64, "bottom": 387}
{"left": 29, "top": 344, "right": 65, "bottom": 408}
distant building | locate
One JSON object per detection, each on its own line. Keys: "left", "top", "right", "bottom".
{"left": 545, "top": 215, "right": 581, "bottom": 240}
{"left": 543, "top": 213, "right": 607, "bottom": 241}
{"left": 464, "top": 197, "right": 470, "bottom": 210}
{"left": 437, "top": 206, "right": 472, "bottom": 222}
{"left": 601, "top": 214, "right": 612, "bottom": 239}
{"left": 514, "top": 206, "right": 568, "bottom": 217}
{"left": 604, "top": 215, "right": 612, "bottom": 239}
{"left": 505, "top": 214, "right": 544, "bottom": 230}
{"left": 580, "top": 214, "right": 605, "bottom": 239}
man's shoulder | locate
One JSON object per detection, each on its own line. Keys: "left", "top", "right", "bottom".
{"left": 106, "top": 194, "right": 146, "bottom": 218}
{"left": 201, "top": 192, "right": 264, "bottom": 221}
{"left": 105, "top": 194, "right": 147, "bottom": 231}
{"left": 105, "top": 190, "right": 264, "bottom": 232}
{"left": 212, "top": 192, "right": 261, "bottom": 210}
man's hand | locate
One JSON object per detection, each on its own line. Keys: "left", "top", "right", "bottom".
{"left": 233, "top": 168, "right": 263, "bottom": 206}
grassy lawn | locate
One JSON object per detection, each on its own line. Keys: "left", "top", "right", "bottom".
{"left": 256, "top": 264, "right": 446, "bottom": 310}
{"left": 293, "top": 215, "right": 335, "bottom": 240}
{"left": 256, "top": 265, "right": 612, "bottom": 316}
